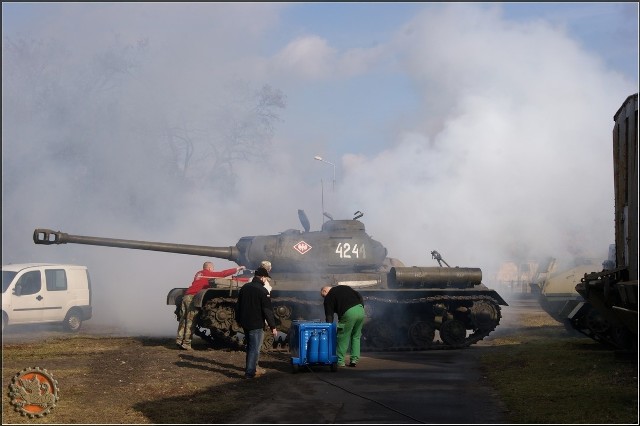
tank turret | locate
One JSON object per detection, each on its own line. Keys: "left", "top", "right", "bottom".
{"left": 33, "top": 209, "right": 507, "bottom": 351}
{"left": 35, "top": 210, "right": 387, "bottom": 275}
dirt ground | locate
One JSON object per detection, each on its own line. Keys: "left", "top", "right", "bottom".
{"left": 2, "top": 330, "right": 293, "bottom": 424}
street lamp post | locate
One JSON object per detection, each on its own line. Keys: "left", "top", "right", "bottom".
{"left": 314, "top": 156, "right": 335, "bottom": 191}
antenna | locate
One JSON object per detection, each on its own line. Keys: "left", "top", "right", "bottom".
{"left": 431, "top": 250, "right": 450, "bottom": 267}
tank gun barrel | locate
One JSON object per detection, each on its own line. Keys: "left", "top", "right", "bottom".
{"left": 33, "top": 228, "right": 240, "bottom": 263}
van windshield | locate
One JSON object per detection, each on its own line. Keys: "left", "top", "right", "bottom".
{"left": 2, "top": 271, "right": 18, "bottom": 293}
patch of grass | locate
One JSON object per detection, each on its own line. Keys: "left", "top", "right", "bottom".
{"left": 481, "top": 328, "right": 638, "bottom": 424}
{"left": 2, "top": 336, "right": 136, "bottom": 361}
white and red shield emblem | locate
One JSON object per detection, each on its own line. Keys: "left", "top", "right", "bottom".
{"left": 293, "top": 240, "right": 312, "bottom": 255}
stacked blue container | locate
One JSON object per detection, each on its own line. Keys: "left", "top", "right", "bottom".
{"left": 289, "top": 320, "right": 338, "bottom": 372}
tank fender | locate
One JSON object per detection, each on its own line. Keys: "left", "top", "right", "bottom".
{"left": 193, "top": 289, "right": 207, "bottom": 308}
{"left": 487, "top": 290, "right": 509, "bottom": 306}
{"left": 192, "top": 288, "right": 240, "bottom": 308}
{"left": 166, "top": 288, "right": 186, "bottom": 305}
{"left": 169, "top": 288, "right": 214, "bottom": 319}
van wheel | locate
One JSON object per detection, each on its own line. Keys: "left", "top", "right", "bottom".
{"left": 2, "top": 313, "right": 7, "bottom": 332}
{"left": 64, "top": 310, "right": 82, "bottom": 332}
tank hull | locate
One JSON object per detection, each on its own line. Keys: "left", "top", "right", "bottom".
{"left": 174, "top": 280, "right": 506, "bottom": 352}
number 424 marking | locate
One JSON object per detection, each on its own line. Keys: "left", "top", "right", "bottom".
{"left": 335, "top": 242, "right": 362, "bottom": 259}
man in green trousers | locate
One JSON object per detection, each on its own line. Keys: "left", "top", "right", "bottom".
{"left": 321, "top": 285, "right": 365, "bottom": 367}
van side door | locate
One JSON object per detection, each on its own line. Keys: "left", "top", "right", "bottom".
{"left": 9, "top": 270, "right": 45, "bottom": 324}
{"left": 42, "top": 267, "right": 70, "bottom": 321}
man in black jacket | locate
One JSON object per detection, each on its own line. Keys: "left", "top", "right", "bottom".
{"left": 321, "top": 285, "right": 365, "bottom": 367}
{"left": 235, "top": 267, "right": 278, "bottom": 378}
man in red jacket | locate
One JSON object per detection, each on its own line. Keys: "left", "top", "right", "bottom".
{"left": 176, "top": 261, "right": 245, "bottom": 350}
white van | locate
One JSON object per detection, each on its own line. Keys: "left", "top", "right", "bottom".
{"left": 2, "top": 263, "right": 92, "bottom": 331}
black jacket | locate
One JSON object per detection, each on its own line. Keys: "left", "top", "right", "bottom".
{"left": 235, "top": 278, "right": 276, "bottom": 331}
{"left": 324, "top": 285, "right": 364, "bottom": 322}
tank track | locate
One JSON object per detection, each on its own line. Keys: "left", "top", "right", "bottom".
{"left": 197, "top": 294, "right": 502, "bottom": 352}
{"left": 360, "top": 294, "right": 502, "bottom": 350}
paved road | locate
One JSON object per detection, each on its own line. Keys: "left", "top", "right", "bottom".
{"left": 231, "top": 298, "right": 546, "bottom": 424}
{"left": 228, "top": 296, "right": 545, "bottom": 425}
{"left": 233, "top": 346, "right": 507, "bottom": 424}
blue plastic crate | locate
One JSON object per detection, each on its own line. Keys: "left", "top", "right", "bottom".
{"left": 289, "top": 320, "right": 338, "bottom": 372}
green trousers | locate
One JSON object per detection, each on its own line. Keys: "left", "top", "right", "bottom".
{"left": 336, "top": 304, "right": 365, "bottom": 365}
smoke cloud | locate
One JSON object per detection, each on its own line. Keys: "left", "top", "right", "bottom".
{"left": 2, "top": 3, "right": 637, "bottom": 335}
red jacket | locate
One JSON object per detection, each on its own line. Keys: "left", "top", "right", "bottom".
{"left": 184, "top": 267, "right": 238, "bottom": 295}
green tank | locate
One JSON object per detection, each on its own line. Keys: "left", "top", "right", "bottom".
{"left": 33, "top": 209, "right": 507, "bottom": 351}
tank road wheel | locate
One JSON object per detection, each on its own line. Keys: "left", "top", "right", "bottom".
{"left": 273, "top": 304, "right": 293, "bottom": 336}
{"left": 274, "top": 305, "right": 292, "bottom": 321}
{"left": 362, "top": 320, "right": 394, "bottom": 350}
{"left": 208, "top": 304, "right": 233, "bottom": 330}
{"left": 205, "top": 299, "right": 239, "bottom": 331}
{"left": 408, "top": 321, "right": 435, "bottom": 349}
{"left": 470, "top": 301, "right": 500, "bottom": 331}
{"left": 439, "top": 319, "right": 467, "bottom": 348}
{"left": 199, "top": 298, "right": 245, "bottom": 349}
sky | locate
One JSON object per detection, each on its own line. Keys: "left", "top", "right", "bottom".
{"left": 2, "top": 2, "right": 638, "bottom": 336}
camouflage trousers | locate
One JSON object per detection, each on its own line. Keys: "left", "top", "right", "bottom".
{"left": 176, "top": 294, "right": 197, "bottom": 346}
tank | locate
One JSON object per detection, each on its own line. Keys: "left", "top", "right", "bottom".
{"left": 33, "top": 209, "right": 508, "bottom": 351}
{"left": 567, "top": 93, "right": 638, "bottom": 351}
{"left": 529, "top": 257, "right": 602, "bottom": 322}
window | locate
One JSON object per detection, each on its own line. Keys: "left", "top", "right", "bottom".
{"left": 46, "top": 269, "right": 68, "bottom": 291}
{"left": 2, "top": 271, "right": 17, "bottom": 293}
{"left": 16, "top": 271, "right": 41, "bottom": 295}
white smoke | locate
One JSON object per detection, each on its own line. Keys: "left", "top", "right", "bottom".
{"left": 2, "top": 3, "right": 637, "bottom": 335}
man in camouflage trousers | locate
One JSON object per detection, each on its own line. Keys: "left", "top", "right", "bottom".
{"left": 176, "top": 293, "right": 197, "bottom": 349}
{"left": 176, "top": 261, "right": 245, "bottom": 350}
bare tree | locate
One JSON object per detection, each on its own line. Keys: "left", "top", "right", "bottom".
{"left": 165, "top": 83, "right": 287, "bottom": 192}
{"left": 4, "top": 33, "right": 287, "bottom": 223}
